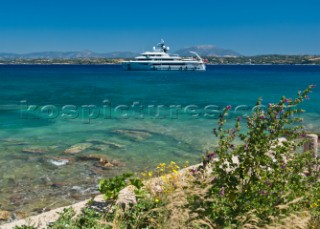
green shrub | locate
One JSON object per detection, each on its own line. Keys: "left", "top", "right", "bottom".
{"left": 14, "top": 226, "right": 37, "bottom": 229}
{"left": 48, "top": 207, "right": 76, "bottom": 228}
{"left": 98, "top": 173, "right": 133, "bottom": 200}
{"left": 190, "top": 85, "right": 319, "bottom": 228}
{"left": 98, "top": 173, "right": 145, "bottom": 201}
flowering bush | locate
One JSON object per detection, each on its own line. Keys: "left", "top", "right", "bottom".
{"left": 191, "top": 85, "right": 319, "bottom": 227}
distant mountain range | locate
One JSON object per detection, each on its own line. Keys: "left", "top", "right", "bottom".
{"left": 0, "top": 50, "right": 138, "bottom": 60}
{"left": 174, "top": 45, "right": 241, "bottom": 57}
{"left": 0, "top": 45, "right": 241, "bottom": 59}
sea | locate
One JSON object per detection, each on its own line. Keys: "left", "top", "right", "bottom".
{"left": 0, "top": 64, "right": 319, "bottom": 219}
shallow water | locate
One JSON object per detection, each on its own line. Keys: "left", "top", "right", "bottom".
{"left": 0, "top": 64, "right": 319, "bottom": 220}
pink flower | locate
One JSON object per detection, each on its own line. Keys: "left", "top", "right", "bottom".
{"left": 219, "top": 187, "right": 225, "bottom": 196}
{"left": 206, "top": 152, "right": 216, "bottom": 160}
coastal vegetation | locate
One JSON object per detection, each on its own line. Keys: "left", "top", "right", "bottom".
{"left": 12, "top": 85, "right": 320, "bottom": 228}
{"left": 206, "top": 55, "right": 320, "bottom": 65}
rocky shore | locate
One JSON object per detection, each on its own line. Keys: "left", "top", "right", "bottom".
{"left": 1, "top": 132, "right": 318, "bottom": 228}
{"left": 0, "top": 162, "right": 201, "bottom": 229}
{"left": 0, "top": 195, "right": 105, "bottom": 229}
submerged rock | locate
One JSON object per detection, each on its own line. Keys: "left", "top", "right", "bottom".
{"left": 100, "top": 161, "right": 114, "bottom": 168}
{"left": 9, "top": 194, "right": 24, "bottom": 205}
{"left": 1, "top": 138, "right": 29, "bottom": 146}
{"left": 102, "top": 141, "right": 125, "bottom": 149}
{"left": 112, "top": 129, "right": 152, "bottom": 141}
{"left": 86, "top": 139, "right": 125, "bottom": 149}
{"left": 76, "top": 154, "right": 123, "bottom": 168}
{"left": 15, "top": 211, "right": 27, "bottom": 220}
{"left": 21, "top": 147, "right": 48, "bottom": 154}
{"left": 77, "top": 154, "right": 109, "bottom": 163}
{"left": 0, "top": 210, "right": 11, "bottom": 221}
{"left": 49, "top": 145, "right": 60, "bottom": 150}
{"left": 90, "top": 144, "right": 109, "bottom": 151}
{"left": 64, "top": 143, "right": 92, "bottom": 154}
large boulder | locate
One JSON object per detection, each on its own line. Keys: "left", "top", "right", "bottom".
{"left": 304, "top": 134, "right": 318, "bottom": 159}
{"left": 115, "top": 185, "right": 137, "bottom": 211}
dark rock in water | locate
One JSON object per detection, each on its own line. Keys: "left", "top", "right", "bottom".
{"left": 77, "top": 154, "right": 124, "bottom": 168}
{"left": 32, "top": 208, "right": 45, "bottom": 214}
{"left": 77, "top": 154, "right": 109, "bottom": 163}
{"left": 1, "top": 138, "right": 29, "bottom": 146}
{"left": 0, "top": 210, "right": 11, "bottom": 221}
{"left": 9, "top": 194, "right": 24, "bottom": 206}
{"left": 21, "top": 147, "right": 48, "bottom": 154}
{"left": 50, "top": 182, "right": 67, "bottom": 189}
{"left": 112, "top": 129, "right": 152, "bottom": 141}
{"left": 50, "top": 184, "right": 61, "bottom": 189}
{"left": 64, "top": 143, "right": 92, "bottom": 154}
{"left": 91, "top": 144, "right": 109, "bottom": 151}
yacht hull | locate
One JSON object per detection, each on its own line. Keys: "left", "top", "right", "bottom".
{"left": 122, "top": 62, "right": 206, "bottom": 71}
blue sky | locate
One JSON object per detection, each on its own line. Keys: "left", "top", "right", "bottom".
{"left": 0, "top": 0, "right": 319, "bottom": 55}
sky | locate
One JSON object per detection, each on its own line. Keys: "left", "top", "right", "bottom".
{"left": 0, "top": 0, "right": 320, "bottom": 55}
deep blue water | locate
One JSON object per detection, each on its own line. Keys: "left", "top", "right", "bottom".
{"left": 0, "top": 64, "right": 319, "bottom": 215}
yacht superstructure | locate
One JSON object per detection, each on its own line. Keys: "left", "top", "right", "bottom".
{"left": 122, "top": 40, "right": 206, "bottom": 71}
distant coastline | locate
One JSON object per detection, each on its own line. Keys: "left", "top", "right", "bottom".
{"left": 0, "top": 55, "right": 319, "bottom": 65}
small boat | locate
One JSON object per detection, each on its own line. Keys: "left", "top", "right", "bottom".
{"left": 122, "top": 39, "right": 206, "bottom": 71}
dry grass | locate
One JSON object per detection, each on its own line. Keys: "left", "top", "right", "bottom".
{"left": 139, "top": 164, "right": 315, "bottom": 229}
{"left": 265, "top": 211, "right": 311, "bottom": 229}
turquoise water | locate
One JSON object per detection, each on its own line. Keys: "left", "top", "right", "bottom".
{"left": 0, "top": 64, "right": 319, "bottom": 218}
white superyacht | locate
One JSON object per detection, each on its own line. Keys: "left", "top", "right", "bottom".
{"left": 122, "top": 40, "right": 206, "bottom": 71}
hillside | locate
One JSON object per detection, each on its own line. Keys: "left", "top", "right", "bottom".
{"left": 0, "top": 45, "right": 241, "bottom": 60}
{"left": 174, "top": 45, "right": 241, "bottom": 57}
{"left": 0, "top": 50, "right": 138, "bottom": 60}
